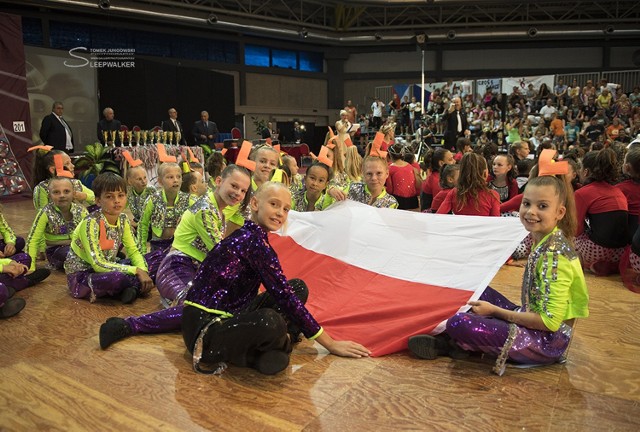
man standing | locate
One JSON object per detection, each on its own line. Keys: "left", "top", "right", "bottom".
{"left": 40, "top": 101, "right": 74, "bottom": 152}
{"left": 344, "top": 100, "right": 357, "bottom": 124}
{"left": 370, "top": 97, "right": 385, "bottom": 130}
{"left": 161, "top": 108, "right": 187, "bottom": 146}
{"left": 97, "top": 107, "right": 122, "bottom": 146}
{"left": 192, "top": 111, "right": 219, "bottom": 146}
{"left": 443, "top": 97, "right": 469, "bottom": 151}
{"left": 261, "top": 122, "right": 275, "bottom": 140}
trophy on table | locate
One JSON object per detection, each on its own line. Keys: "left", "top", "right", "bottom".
{"left": 102, "top": 131, "right": 108, "bottom": 147}
{"left": 135, "top": 130, "right": 141, "bottom": 146}
{"left": 150, "top": 130, "right": 156, "bottom": 144}
{"left": 176, "top": 132, "right": 182, "bottom": 146}
{"left": 127, "top": 131, "right": 133, "bottom": 147}
{"left": 109, "top": 130, "right": 117, "bottom": 148}
{"left": 162, "top": 131, "right": 168, "bottom": 145}
{"left": 118, "top": 131, "right": 125, "bottom": 148}
{"left": 143, "top": 131, "right": 148, "bottom": 145}
{"left": 168, "top": 131, "right": 174, "bottom": 145}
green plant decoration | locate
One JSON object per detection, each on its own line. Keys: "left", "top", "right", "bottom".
{"left": 251, "top": 116, "right": 267, "bottom": 136}
{"left": 74, "top": 142, "right": 121, "bottom": 181}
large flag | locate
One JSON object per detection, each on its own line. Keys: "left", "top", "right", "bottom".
{"left": 270, "top": 200, "right": 528, "bottom": 356}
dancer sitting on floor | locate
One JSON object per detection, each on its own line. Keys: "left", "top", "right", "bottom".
{"left": 65, "top": 173, "right": 153, "bottom": 304}
{"left": 100, "top": 182, "right": 370, "bottom": 375}
{"left": 26, "top": 177, "right": 88, "bottom": 271}
{"left": 409, "top": 163, "right": 588, "bottom": 375}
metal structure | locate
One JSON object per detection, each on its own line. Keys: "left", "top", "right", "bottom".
{"left": 9, "top": 0, "right": 640, "bottom": 45}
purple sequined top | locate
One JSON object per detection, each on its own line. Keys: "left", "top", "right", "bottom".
{"left": 185, "top": 220, "right": 322, "bottom": 339}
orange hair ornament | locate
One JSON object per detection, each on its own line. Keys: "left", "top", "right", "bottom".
{"left": 316, "top": 146, "right": 333, "bottom": 167}
{"left": 99, "top": 219, "right": 115, "bottom": 250}
{"left": 370, "top": 133, "right": 388, "bottom": 159}
{"left": 122, "top": 151, "right": 143, "bottom": 168}
{"left": 327, "top": 126, "right": 339, "bottom": 147}
{"left": 235, "top": 141, "right": 256, "bottom": 172}
{"left": 27, "top": 145, "right": 53, "bottom": 152}
{"left": 344, "top": 136, "right": 354, "bottom": 148}
{"left": 265, "top": 137, "right": 273, "bottom": 146}
{"left": 157, "top": 143, "right": 177, "bottom": 163}
{"left": 221, "top": 148, "right": 228, "bottom": 156}
{"left": 53, "top": 154, "right": 73, "bottom": 178}
{"left": 538, "top": 149, "right": 569, "bottom": 176}
{"left": 187, "top": 147, "right": 200, "bottom": 164}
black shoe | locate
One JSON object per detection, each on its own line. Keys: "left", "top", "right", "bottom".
{"left": 120, "top": 286, "right": 138, "bottom": 304}
{"left": 254, "top": 350, "right": 290, "bottom": 375}
{"left": 6, "top": 286, "right": 15, "bottom": 299}
{"left": 25, "top": 268, "right": 51, "bottom": 287}
{"left": 408, "top": 335, "right": 446, "bottom": 360}
{"left": 99, "top": 317, "right": 132, "bottom": 349}
{"left": 408, "top": 335, "right": 469, "bottom": 360}
{"left": 0, "top": 298, "right": 26, "bottom": 319}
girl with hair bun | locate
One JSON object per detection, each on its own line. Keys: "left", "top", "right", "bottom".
{"left": 386, "top": 144, "right": 421, "bottom": 211}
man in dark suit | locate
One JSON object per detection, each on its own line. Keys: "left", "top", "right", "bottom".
{"left": 97, "top": 107, "right": 122, "bottom": 146}
{"left": 261, "top": 121, "right": 275, "bottom": 139}
{"left": 40, "top": 101, "right": 74, "bottom": 152}
{"left": 192, "top": 111, "right": 219, "bottom": 146}
{"left": 161, "top": 107, "right": 187, "bottom": 146}
{"left": 443, "top": 97, "right": 470, "bottom": 151}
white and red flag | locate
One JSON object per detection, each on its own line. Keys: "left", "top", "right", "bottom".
{"left": 271, "top": 200, "right": 528, "bottom": 356}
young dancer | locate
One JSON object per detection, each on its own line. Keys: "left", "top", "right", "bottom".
{"left": 420, "top": 148, "right": 455, "bottom": 211}
{"left": 0, "top": 260, "right": 27, "bottom": 319}
{"left": 155, "top": 165, "right": 251, "bottom": 306}
{"left": 489, "top": 154, "right": 519, "bottom": 203}
{"left": 437, "top": 153, "right": 500, "bottom": 216}
{"left": 205, "top": 151, "right": 226, "bottom": 190}
{"left": 31, "top": 149, "right": 95, "bottom": 210}
{"left": 65, "top": 173, "right": 153, "bottom": 303}
{"left": 574, "top": 148, "right": 628, "bottom": 275}
{"left": 344, "top": 146, "right": 363, "bottom": 183}
{"left": 100, "top": 183, "right": 370, "bottom": 375}
{"left": 291, "top": 161, "right": 333, "bottom": 212}
{"left": 181, "top": 171, "right": 208, "bottom": 205}
{"left": 26, "top": 177, "right": 88, "bottom": 271}
{"left": 386, "top": 144, "right": 421, "bottom": 211}
{"left": 410, "top": 173, "right": 588, "bottom": 376}
{"left": 430, "top": 164, "right": 460, "bottom": 213}
{"left": 326, "top": 156, "right": 399, "bottom": 209}
{"left": 281, "top": 154, "right": 303, "bottom": 192}
{"left": 125, "top": 166, "right": 155, "bottom": 228}
{"left": 0, "top": 209, "right": 28, "bottom": 264}
{"left": 615, "top": 147, "right": 640, "bottom": 243}
{"left": 137, "top": 162, "right": 190, "bottom": 253}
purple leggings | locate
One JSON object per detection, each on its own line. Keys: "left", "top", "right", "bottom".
{"left": 446, "top": 287, "right": 571, "bottom": 365}
{"left": 155, "top": 253, "right": 199, "bottom": 302}
{"left": 46, "top": 245, "right": 69, "bottom": 270}
{"left": 67, "top": 271, "right": 139, "bottom": 302}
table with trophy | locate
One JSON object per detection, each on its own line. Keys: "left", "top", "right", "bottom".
{"left": 107, "top": 130, "right": 204, "bottom": 185}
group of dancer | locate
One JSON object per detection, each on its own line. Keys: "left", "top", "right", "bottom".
{"left": 5, "top": 127, "right": 638, "bottom": 375}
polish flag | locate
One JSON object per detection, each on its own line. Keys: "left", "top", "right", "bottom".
{"left": 270, "top": 200, "right": 527, "bottom": 356}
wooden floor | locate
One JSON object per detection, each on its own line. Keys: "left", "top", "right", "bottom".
{"left": 1, "top": 198, "right": 639, "bottom": 431}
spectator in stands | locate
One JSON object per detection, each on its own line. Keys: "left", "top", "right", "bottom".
{"left": 370, "top": 97, "right": 385, "bottom": 130}
{"left": 261, "top": 122, "right": 276, "bottom": 140}
{"left": 582, "top": 80, "right": 597, "bottom": 105}
{"left": 344, "top": 100, "right": 357, "bottom": 124}
{"left": 630, "top": 86, "right": 640, "bottom": 108}
{"left": 554, "top": 78, "right": 568, "bottom": 105}
{"left": 539, "top": 99, "right": 557, "bottom": 126}
{"left": 97, "top": 107, "right": 122, "bottom": 147}
{"left": 161, "top": 108, "right": 188, "bottom": 146}
{"left": 192, "top": 111, "right": 219, "bottom": 146}
{"left": 40, "top": 101, "right": 74, "bottom": 152}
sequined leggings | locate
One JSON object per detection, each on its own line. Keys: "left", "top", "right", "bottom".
{"left": 180, "top": 279, "right": 309, "bottom": 370}
{"left": 155, "top": 252, "right": 198, "bottom": 303}
{"left": 67, "top": 271, "right": 139, "bottom": 301}
{"left": 46, "top": 245, "right": 69, "bottom": 270}
{"left": 446, "top": 287, "right": 571, "bottom": 365}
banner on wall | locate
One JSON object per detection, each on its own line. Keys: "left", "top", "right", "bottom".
{"left": 502, "top": 75, "right": 554, "bottom": 95}
{"left": 476, "top": 78, "right": 502, "bottom": 96}
{"left": 423, "top": 81, "right": 474, "bottom": 98}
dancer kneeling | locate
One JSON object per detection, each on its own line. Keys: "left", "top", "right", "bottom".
{"left": 409, "top": 168, "right": 588, "bottom": 375}
{"left": 101, "top": 182, "right": 370, "bottom": 375}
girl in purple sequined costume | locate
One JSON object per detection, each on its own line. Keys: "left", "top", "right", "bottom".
{"left": 100, "top": 182, "right": 370, "bottom": 375}
{"left": 409, "top": 173, "right": 589, "bottom": 375}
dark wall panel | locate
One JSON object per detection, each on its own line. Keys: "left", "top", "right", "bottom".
{"left": 98, "top": 59, "right": 234, "bottom": 137}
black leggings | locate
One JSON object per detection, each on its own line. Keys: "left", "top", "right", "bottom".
{"left": 182, "top": 279, "right": 308, "bottom": 370}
